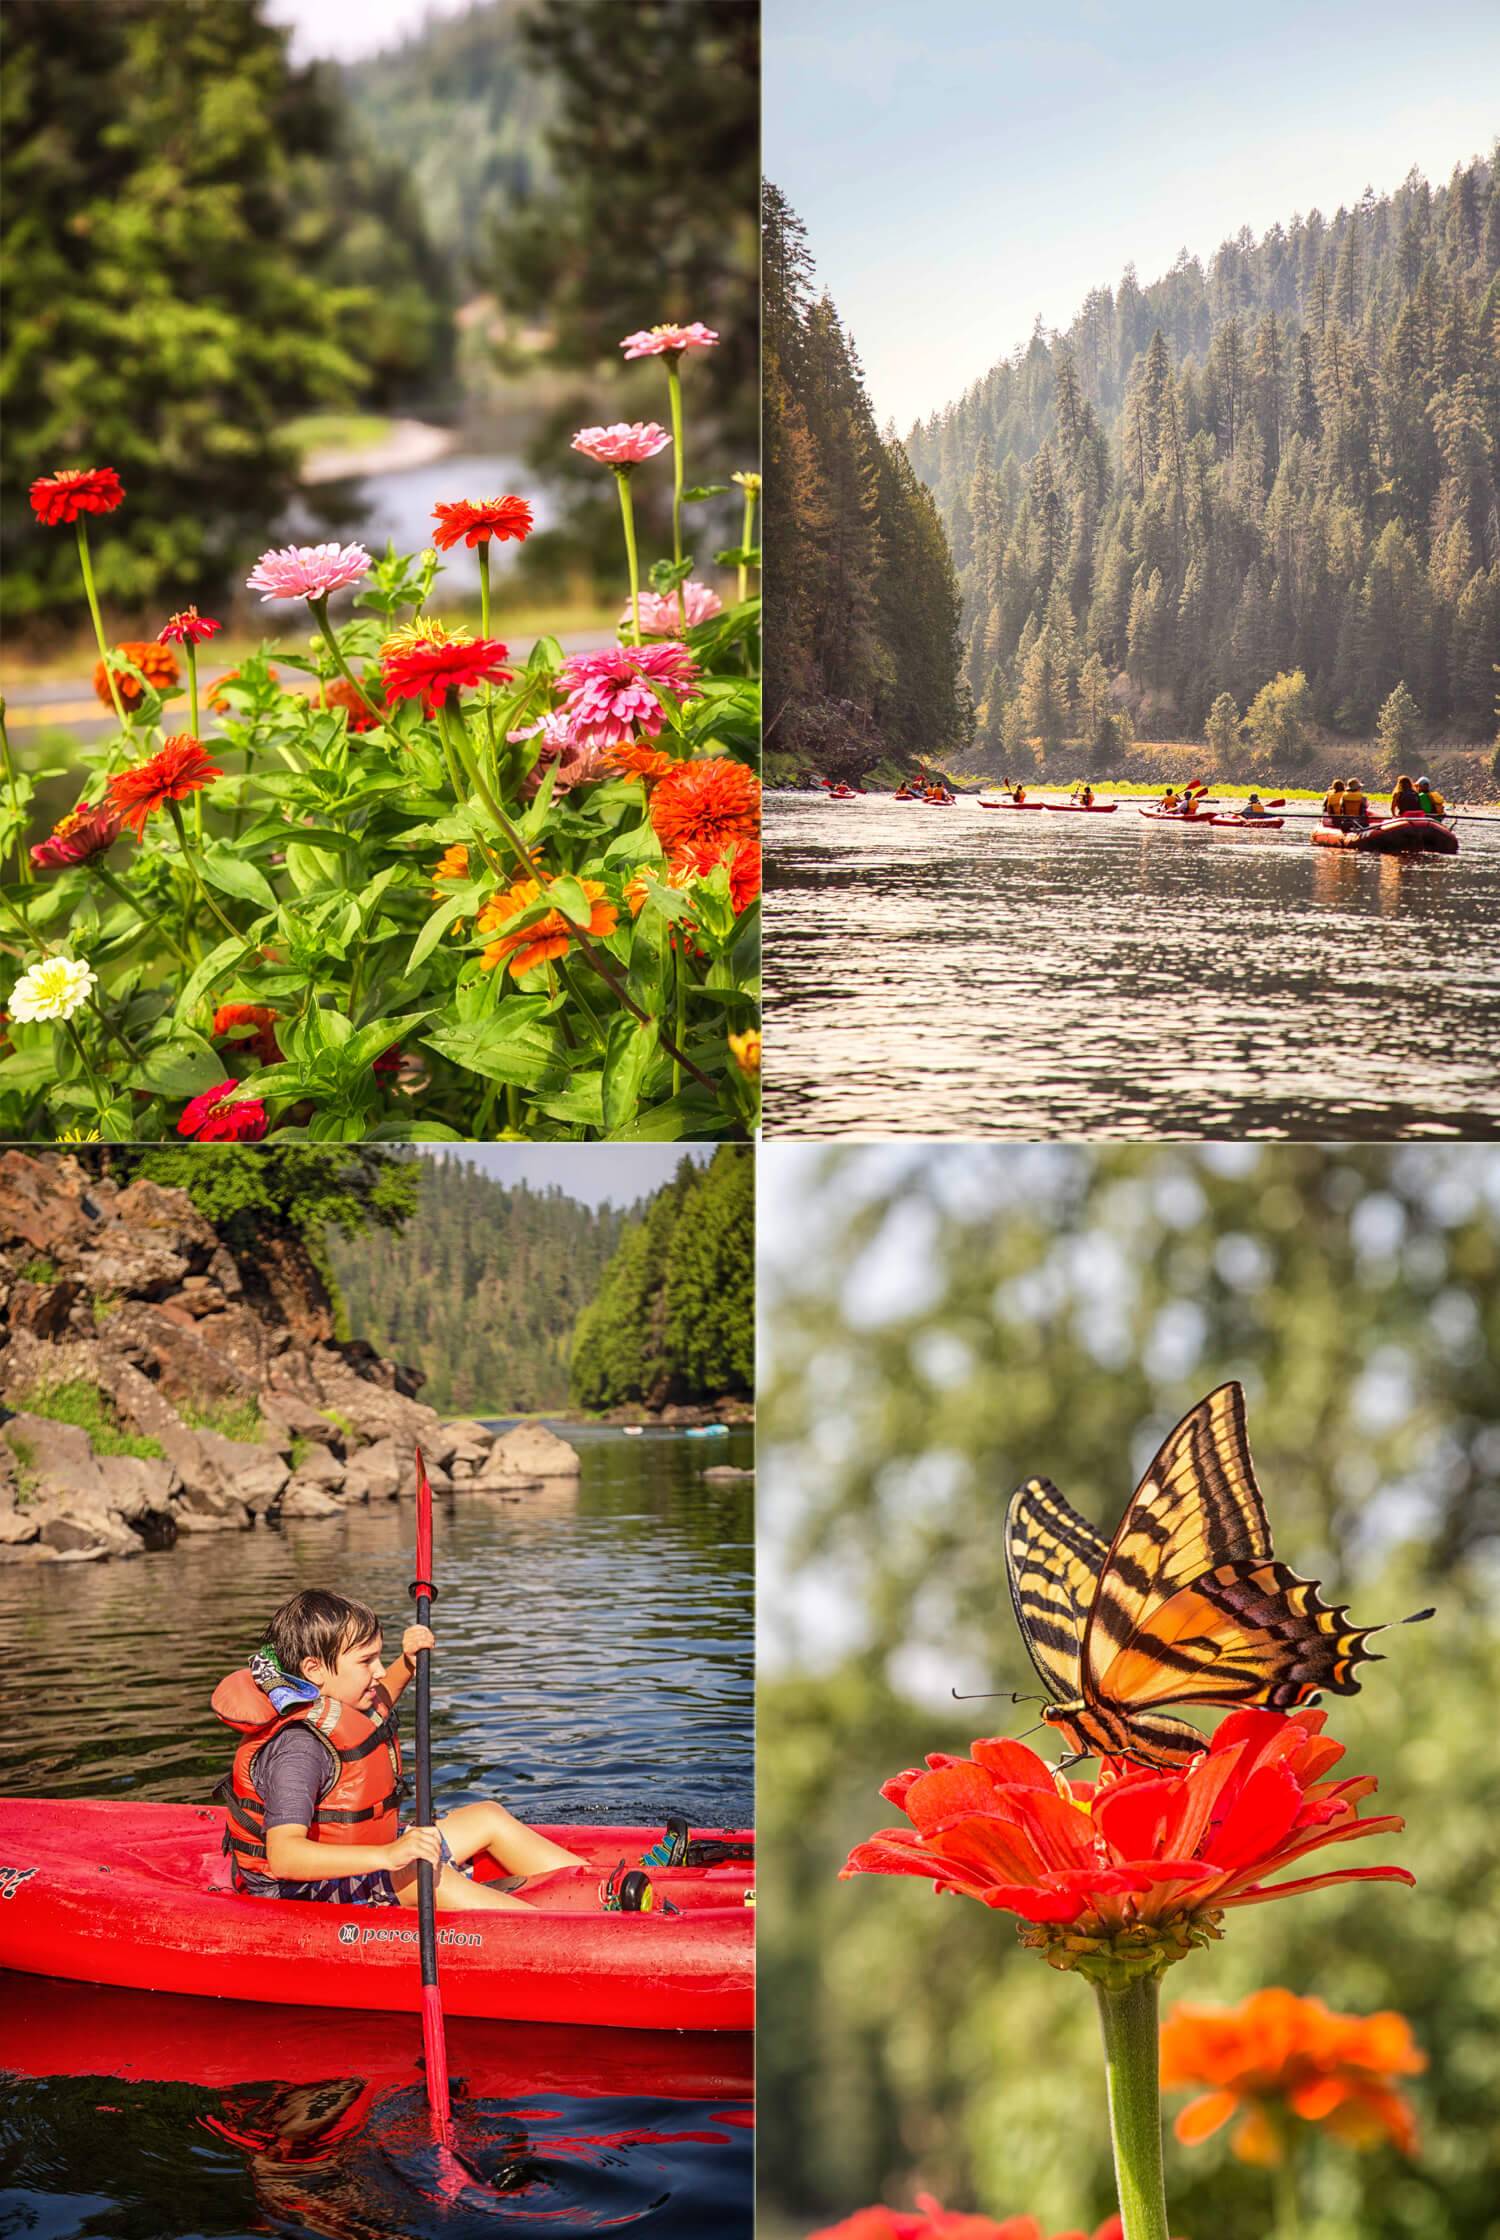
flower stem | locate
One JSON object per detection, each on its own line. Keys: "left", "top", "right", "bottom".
{"left": 1094, "top": 1975, "right": 1171, "bottom": 2240}
{"left": 166, "top": 799, "right": 241, "bottom": 947}
{"left": 615, "top": 469, "right": 642, "bottom": 645}
{"left": 185, "top": 642, "right": 203, "bottom": 845}
{"left": 95, "top": 864, "right": 193, "bottom": 966}
{"left": 1271, "top": 2137, "right": 1303, "bottom": 2239}
{"left": 672, "top": 941, "right": 685, "bottom": 1095}
{"left": 308, "top": 596, "right": 386, "bottom": 730}
{"left": 76, "top": 520, "right": 128, "bottom": 734}
{"left": 65, "top": 1017, "right": 107, "bottom": 1125}
{"left": 477, "top": 542, "right": 491, "bottom": 639}
{"left": 738, "top": 484, "right": 757, "bottom": 605}
{"left": 87, "top": 988, "right": 139, "bottom": 1064}
{"left": 666, "top": 358, "right": 687, "bottom": 628}
{"left": 0, "top": 699, "right": 32, "bottom": 884}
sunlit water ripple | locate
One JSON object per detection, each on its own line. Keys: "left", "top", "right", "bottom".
{"left": 765, "top": 794, "right": 1500, "bottom": 1138}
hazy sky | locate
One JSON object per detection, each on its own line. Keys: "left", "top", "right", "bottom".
{"left": 264, "top": 0, "right": 474, "bottom": 65}
{"left": 765, "top": 0, "right": 1500, "bottom": 431}
{"left": 417, "top": 1145, "right": 713, "bottom": 1210}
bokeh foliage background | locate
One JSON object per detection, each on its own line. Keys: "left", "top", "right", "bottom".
{"left": 759, "top": 1144, "right": 1500, "bottom": 2240}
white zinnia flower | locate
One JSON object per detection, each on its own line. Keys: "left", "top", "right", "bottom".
{"left": 9, "top": 955, "right": 97, "bottom": 1024}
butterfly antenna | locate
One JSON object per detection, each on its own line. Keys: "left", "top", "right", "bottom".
{"left": 950, "top": 1687, "right": 1047, "bottom": 1707}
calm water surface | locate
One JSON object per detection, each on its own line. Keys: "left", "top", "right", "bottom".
{"left": 766, "top": 794, "right": 1500, "bottom": 1138}
{"left": 286, "top": 450, "right": 556, "bottom": 604}
{"left": 0, "top": 1426, "right": 752, "bottom": 2240}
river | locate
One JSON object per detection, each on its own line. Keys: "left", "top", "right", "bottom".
{"left": 0, "top": 1424, "right": 753, "bottom": 2240}
{"left": 764, "top": 794, "right": 1500, "bottom": 1139}
{"left": 284, "top": 447, "right": 557, "bottom": 605}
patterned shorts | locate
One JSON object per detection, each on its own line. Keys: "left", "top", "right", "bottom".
{"left": 265, "top": 1832, "right": 455, "bottom": 1907}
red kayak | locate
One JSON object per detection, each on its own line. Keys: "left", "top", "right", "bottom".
{"left": 1205, "top": 813, "right": 1284, "bottom": 831}
{"left": 1137, "top": 806, "right": 1278, "bottom": 828}
{"left": 978, "top": 798, "right": 1047, "bottom": 810}
{"left": 1039, "top": 800, "right": 1118, "bottom": 814}
{"left": 0, "top": 1800, "right": 753, "bottom": 2032}
{"left": 1310, "top": 815, "right": 1458, "bottom": 856}
{"left": 0, "top": 1973, "right": 753, "bottom": 2098}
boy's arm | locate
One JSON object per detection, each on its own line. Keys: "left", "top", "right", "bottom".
{"left": 264, "top": 1822, "right": 442, "bottom": 1881}
{"left": 379, "top": 1624, "right": 436, "bottom": 1710}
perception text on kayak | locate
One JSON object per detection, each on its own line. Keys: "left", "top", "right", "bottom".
{"left": 335, "top": 1922, "right": 483, "bottom": 1949}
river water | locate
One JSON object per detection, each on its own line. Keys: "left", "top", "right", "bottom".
{"left": 284, "top": 449, "right": 554, "bottom": 606}
{"left": 0, "top": 1424, "right": 753, "bottom": 2240}
{"left": 765, "top": 794, "right": 1500, "bottom": 1139}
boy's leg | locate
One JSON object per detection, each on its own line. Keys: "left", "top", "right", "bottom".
{"left": 390, "top": 1859, "right": 535, "bottom": 1912}
{"left": 437, "top": 1800, "right": 587, "bottom": 1876}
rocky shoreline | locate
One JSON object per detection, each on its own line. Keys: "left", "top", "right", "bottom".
{"left": 0, "top": 1153, "right": 583, "bottom": 1566}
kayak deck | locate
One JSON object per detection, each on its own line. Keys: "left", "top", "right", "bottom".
{"left": 0, "top": 1799, "right": 753, "bottom": 2032}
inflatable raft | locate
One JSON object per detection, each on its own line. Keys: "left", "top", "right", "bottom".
{"left": 1310, "top": 815, "right": 1458, "bottom": 855}
{"left": 0, "top": 1800, "right": 754, "bottom": 2032}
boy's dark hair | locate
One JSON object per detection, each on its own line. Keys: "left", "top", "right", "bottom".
{"left": 268, "top": 1590, "right": 380, "bottom": 1678}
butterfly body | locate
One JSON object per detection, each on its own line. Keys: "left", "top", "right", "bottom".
{"left": 1005, "top": 1383, "right": 1413, "bottom": 1772}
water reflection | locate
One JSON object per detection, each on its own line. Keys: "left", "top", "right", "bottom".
{"left": 766, "top": 796, "right": 1500, "bottom": 1139}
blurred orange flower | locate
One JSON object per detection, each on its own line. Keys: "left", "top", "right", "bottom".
{"left": 93, "top": 639, "right": 178, "bottom": 713}
{"left": 1162, "top": 1988, "right": 1424, "bottom": 2164}
{"left": 807, "top": 2200, "right": 1147, "bottom": 2240}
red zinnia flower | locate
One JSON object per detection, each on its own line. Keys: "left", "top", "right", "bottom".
{"left": 93, "top": 640, "right": 180, "bottom": 714}
{"left": 430, "top": 496, "right": 534, "bottom": 550}
{"left": 177, "top": 1082, "right": 268, "bottom": 1143}
{"left": 670, "top": 834, "right": 762, "bottom": 914}
{"left": 650, "top": 757, "right": 761, "bottom": 857}
{"left": 380, "top": 625, "right": 513, "bottom": 716}
{"left": 212, "top": 1004, "right": 282, "bottom": 1070}
{"left": 807, "top": 2202, "right": 1140, "bottom": 2240}
{"left": 107, "top": 735, "right": 223, "bottom": 839}
{"left": 318, "top": 676, "right": 380, "bottom": 734}
{"left": 29, "top": 466, "right": 125, "bottom": 526}
{"left": 843, "top": 1709, "right": 1411, "bottom": 1972}
{"left": 158, "top": 607, "right": 223, "bottom": 646}
{"left": 1162, "top": 1988, "right": 1425, "bottom": 2164}
{"left": 30, "top": 798, "right": 122, "bottom": 872}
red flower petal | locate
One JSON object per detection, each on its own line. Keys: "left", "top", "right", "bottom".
{"left": 1220, "top": 1864, "right": 1416, "bottom": 1908}
{"left": 970, "top": 1738, "right": 1057, "bottom": 1791}
{"left": 1204, "top": 1761, "right": 1304, "bottom": 1873}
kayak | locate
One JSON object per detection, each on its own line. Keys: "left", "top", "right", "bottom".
{"left": 1310, "top": 815, "right": 1458, "bottom": 856}
{"left": 0, "top": 1973, "right": 754, "bottom": 2100}
{"left": 978, "top": 798, "right": 1047, "bottom": 810}
{"left": 1039, "top": 800, "right": 1118, "bottom": 814}
{"left": 1205, "top": 814, "right": 1284, "bottom": 831}
{"left": 1137, "top": 807, "right": 1278, "bottom": 828}
{"left": 0, "top": 1800, "right": 754, "bottom": 2032}
{"left": 684, "top": 1423, "right": 730, "bottom": 1438}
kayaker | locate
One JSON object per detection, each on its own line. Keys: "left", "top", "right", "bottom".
{"left": 1008, "top": 782, "right": 1027, "bottom": 803}
{"left": 1415, "top": 775, "right": 1446, "bottom": 816}
{"left": 1389, "top": 774, "right": 1420, "bottom": 816}
{"left": 1322, "top": 777, "right": 1347, "bottom": 823}
{"left": 214, "top": 1589, "right": 585, "bottom": 1913}
{"left": 1159, "top": 787, "right": 1182, "bottom": 812}
{"left": 1242, "top": 793, "right": 1271, "bottom": 820}
{"left": 1340, "top": 777, "right": 1370, "bottom": 826}
{"left": 1075, "top": 783, "right": 1095, "bottom": 808}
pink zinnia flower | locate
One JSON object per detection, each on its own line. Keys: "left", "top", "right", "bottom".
{"left": 570, "top": 423, "right": 671, "bottom": 468}
{"left": 620, "top": 322, "right": 720, "bottom": 360}
{"left": 177, "top": 1082, "right": 268, "bottom": 1143}
{"left": 159, "top": 607, "right": 223, "bottom": 646}
{"left": 558, "top": 643, "right": 702, "bottom": 750}
{"left": 620, "top": 580, "right": 724, "bottom": 637}
{"left": 31, "top": 799, "right": 122, "bottom": 872}
{"left": 509, "top": 710, "right": 610, "bottom": 799}
{"left": 245, "top": 542, "right": 371, "bottom": 603}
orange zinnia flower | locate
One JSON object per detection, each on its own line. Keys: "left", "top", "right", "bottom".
{"left": 107, "top": 735, "right": 223, "bottom": 839}
{"left": 477, "top": 876, "right": 617, "bottom": 979}
{"left": 606, "top": 739, "right": 675, "bottom": 785}
{"left": 671, "top": 834, "right": 762, "bottom": 914}
{"left": 212, "top": 1003, "right": 281, "bottom": 1070}
{"left": 649, "top": 756, "right": 760, "bottom": 856}
{"left": 93, "top": 640, "right": 179, "bottom": 713}
{"left": 807, "top": 2202, "right": 1142, "bottom": 2240}
{"left": 319, "top": 676, "right": 380, "bottom": 734}
{"left": 1162, "top": 1988, "right": 1425, "bottom": 2164}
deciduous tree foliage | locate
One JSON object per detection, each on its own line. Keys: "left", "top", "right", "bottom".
{"left": 764, "top": 183, "right": 969, "bottom": 778}
{"left": 2, "top": 0, "right": 450, "bottom": 623}
{"left": 570, "top": 1148, "right": 753, "bottom": 1408}
{"left": 906, "top": 157, "right": 1500, "bottom": 746}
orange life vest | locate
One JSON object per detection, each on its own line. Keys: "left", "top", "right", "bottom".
{"left": 212, "top": 1667, "right": 402, "bottom": 1888}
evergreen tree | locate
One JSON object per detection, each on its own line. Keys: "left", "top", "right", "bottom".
{"left": 1204, "top": 691, "right": 1242, "bottom": 757}
{"left": 1376, "top": 679, "right": 1422, "bottom": 761}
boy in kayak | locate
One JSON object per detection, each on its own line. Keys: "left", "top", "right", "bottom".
{"left": 1415, "top": 775, "right": 1446, "bottom": 816}
{"left": 214, "top": 1590, "right": 585, "bottom": 1912}
{"left": 1242, "top": 793, "right": 1271, "bottom": 820}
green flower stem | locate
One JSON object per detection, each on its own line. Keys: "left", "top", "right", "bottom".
{"left": 738, "top": 485, "right": 757, "bottom": 605}
{"left": 0, "top": 698, "right": 32, "bottom": 884}
{"left": 1095, "top": 1975, "right": 1171, "bottom": 2240}
{"left": 166, "top": 799, "right": 241, "bottom": 947}
{"left": 1271, "top": 2136, "right": 1303, "bottom": 2239}
{"left": 615, "top": 469, "right": 643, "bottom": 645}
{"left": 505, "top": 1084, "right": 520, "bottom": 1131}
{"left": 185, "top": 641, "right": 203, "bottom": 846}
{"left": 65, "top": 1016, "right": 107, "bottom": 1124}
{"left": 666, "top": 357, "right": 687, "bottom": 627}
{"left": 308, "top": 596, "right": 386, "bottom": 730}
{"left": 87, "top": 988, "right": 138, "bottom": 1064}
{"left": 672, "top": 941, "right": 685, "bottom": 1095}
{"left": 76, "top": 520, "right": 128, "bottom": 734}
{"left": 94, "top": 864, "right": 193, "bottom": 966}
{"left": 477, "top": 542, "right": 492, "bottom": 639}
{"left": 438, "top": 699, "right": 719, "bottom": 1100}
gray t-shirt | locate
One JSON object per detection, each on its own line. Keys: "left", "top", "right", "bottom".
{"left": 237, "top": 1726, "right": 337, "bottom": 1894}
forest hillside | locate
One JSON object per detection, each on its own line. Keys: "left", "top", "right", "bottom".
{"left": 903, "top": 151, "right": 1500, "bottom": 769}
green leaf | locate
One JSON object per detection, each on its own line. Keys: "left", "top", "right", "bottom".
{"left": 681, "top": 484, "right": 732, "bottom": 502}
{"left": 648, "top": 556, "right": 695, "bottom": 594}
{"left": 533, "top": 1073, "right": 605, "bottom": 1128}
{"left": 176, "top": 935, "right": 252, "bottom": 1025}
{"left": 0, "top": 1043, "right": 56, "bottom": 1090}
{"left": 423, "top": 1008, "right": 569, "bottom": 1089}
{"left": 129, "top": 1033, "right": 224, "bottom": 1098}
{"left": 199, "top": 850, "right": 276, "bottom": 914}
{"left": 344, "top": 1010, "right": 433, "bottom": 1072}
{"left": 601, "top": 1013, "right": 659, "bottom": 1133}
{"left": 407, "top": 893, "right": 467, "bottom": 974}
{"left": 713, "top": 546, "right": 760, "bottom": 567}
{"left": 546, "top": 875, "right": 592, "bottom": 928}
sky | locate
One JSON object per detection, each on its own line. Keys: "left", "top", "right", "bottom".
{"left": 417, "top": 1144, "right": 713, "bottom": 1210}
{"left": 264, "top": 0, "right": 474, "bottom": 65}
{"left": 765, "top": 0, "right": 1500, "bottom": 430}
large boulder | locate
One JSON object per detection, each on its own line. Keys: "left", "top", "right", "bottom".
{"left": 341, "top": 1437, "right": 405, "bottom": 1504}
{"left": 192, "top": 1431, "right": 289, "bottom": 1517}
{"left": 425, "top": 1418, "right": 494, "bottom": 1473}
{"left": 472, "top": 1422, "right": 581, "bottom": 1485}
{"left": 279, "top": 1480, "right": 343, "bottom": 1520}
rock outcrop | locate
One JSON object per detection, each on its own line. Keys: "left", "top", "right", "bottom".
{"left": 0, "top": 1152, "right": 579, "bottom": 1564}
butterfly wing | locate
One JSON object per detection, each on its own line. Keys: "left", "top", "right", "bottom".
{"left": 1005, "top": 1475, "right": 1110, "bottom": 1703}
{"left": 1084, "top": 1383, "right": 1378, "bottom": 1713}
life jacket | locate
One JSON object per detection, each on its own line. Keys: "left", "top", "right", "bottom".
{"left": 212, "top": 1667, "right": 402, "bottom": 1888}
{"left": 1323, "top": 787, "right": 1344, "bottom": 818}
{"left": 1417, "top": 787, "right": 1445, "bottom": 816}
{"left": 1341, "top": 787, "right": 1367, "bottom": 820}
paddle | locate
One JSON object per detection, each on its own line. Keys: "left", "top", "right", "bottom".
{"left": 410, "top": 1447, "right": 454, "bottom": 2151}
